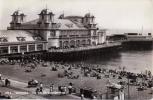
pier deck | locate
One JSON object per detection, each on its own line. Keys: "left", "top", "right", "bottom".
{"left": 49, "top": 42, "right": 121, "bottom": 53}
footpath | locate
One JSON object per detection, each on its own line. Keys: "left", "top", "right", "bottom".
{"left": 0, "top": 76, "right": 88, "bottom": 99}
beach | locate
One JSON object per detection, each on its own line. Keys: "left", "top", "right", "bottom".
{"left": 0, "top": 61, "right": 152, "bottom": 100}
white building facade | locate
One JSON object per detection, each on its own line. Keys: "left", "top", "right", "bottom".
{"left": 0, "top": 9, "right": 107, "bottom": 55}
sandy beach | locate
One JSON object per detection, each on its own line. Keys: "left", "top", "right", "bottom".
{"left": 0, "top": 61, "right": 152, "bottom": 100}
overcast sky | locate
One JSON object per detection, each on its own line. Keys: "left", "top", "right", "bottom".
{"left": 0, "top": 0, "right": 153, "bottom": 31}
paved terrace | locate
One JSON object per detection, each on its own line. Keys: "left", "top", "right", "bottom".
{"left": 49, "top": 42, "right": 121, "bottom": 53}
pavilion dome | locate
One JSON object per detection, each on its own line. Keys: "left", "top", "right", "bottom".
{"left": 84, "top": 13, "right": 94, "bottom": 17}
{"left": 12, "top": 10, "right": 24, "bottom": 16}
{"left": 39, "top": 9, "right": 54, "bottom": 15}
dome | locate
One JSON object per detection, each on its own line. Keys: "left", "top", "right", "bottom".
{"left": 12, "top": 10, "right": 25, "bottom": 16}
{"left": 39, "top": 9, "right": 54, "bottom": 15}
{"left": 84, "top": 13, "right": 94, "bottom": 17}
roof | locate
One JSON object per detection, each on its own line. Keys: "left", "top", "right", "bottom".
{"left": 84, "top": 13, "right": 94, "bottom": 17}
{"left": 64, "top": 15, "right": 83, "bottom": 18}
{"left": 12, "top": 10, "right": 25, "bottom": 16}
{"left": 23, "top": 18, "right": 87, "bottom": 30}
{"left": 0, "top": 30, "right": 43, "bottom": 43}
{"left": 55, "top": 19, "right": 86, "bottom": 30}
{"left": 39, "top": 9, "right": 54, "bottom": 15}
{"left": 23, "top": 19, "right": 39, "bottom": 25}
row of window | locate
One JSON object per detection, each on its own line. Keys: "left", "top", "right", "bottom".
{"left": 59, "top": 39, "right": 91, "bottom": 47}
{"left": 58, "top": 40, "right": 97, "bottom": 48}
{"left": 60, "top": 30, "right": 88, "bottom": 35}
{"left": 49, "top": 30, "right": 98, "bottom": 38}
{"left": 0, "top": 36, "right": 42, "bottom": 42}
{"left": 0, "top": 44, "right": 43, "bottom": 54}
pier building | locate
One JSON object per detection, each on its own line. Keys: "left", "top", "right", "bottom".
{"left": 0, "top": 9, "right": 107, "bottom": 56}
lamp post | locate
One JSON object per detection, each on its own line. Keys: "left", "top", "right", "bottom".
{"left": 127, "top": 75, "right": 130, "bottom": 99}
{"left": 21, "top": 51, "right": 24, "bottom": 65}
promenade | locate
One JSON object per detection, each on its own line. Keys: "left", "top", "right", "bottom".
{"left": 0, "top": 75, "right": 84, "bottom": 99}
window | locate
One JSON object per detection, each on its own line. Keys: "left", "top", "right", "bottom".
{"left": 29, "top": 45, "right": 35, "bottom": 52}
{"left": 0, "top": 47, "right": 8, "bottom": 54}
{"left": 42, "top": 15, "right": 44, "bottom": 20}
{"left": 50, "top": 31, "right": 56, "bottom": 37}
{"left": 148, "top": 33, "right": 152, "bottom": 36}
{"left": 93, "top": 31, "right": 96, "bottom": 36}
{"left": 37, "top": 44, "right": 43, "bottom": 51}
{"left": 86, "top": 18, "right": 88, "bottom": 22}
{"left": 0, "top": 37, "right": 8, "bottom": 42}
{"left": 59, "top": 35, "right": 67, "bottom": 38}
{"left": 101, "top": 33, "right": 103, "bottom": 36}
{"left": 59, "top": 41, "right": 62, "bottom": 47}
{"left": 20, "top": 45, "right": 27, "bottom": 53}
{"left": 33, "top": 36, "right": 42, "bottom": 41}
{"left": 17, "top": 37, "right": 26, "bottom": 41}
{"left": 10, "top": 46, "right": 18, "bottom": 53}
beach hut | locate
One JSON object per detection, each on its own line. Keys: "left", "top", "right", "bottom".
{"left": 106, "top": 83, "right": 124, "bottom": 100}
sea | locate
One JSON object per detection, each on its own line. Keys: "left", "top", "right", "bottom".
{"left": 77, "top": 28, "right": 153, "bottom": 75}
{"left": 83, "top": 49, "right": 153, "bottom": 74}
{"left": 68, "top": 48, "right": 153, "bottom": 75}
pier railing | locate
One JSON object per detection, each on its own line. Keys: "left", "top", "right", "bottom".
{"left": 49, "top": 42, "right": 121, "bottom": 53}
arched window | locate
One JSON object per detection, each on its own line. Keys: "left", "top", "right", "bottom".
{"left": 87, "top": 39, "right": 91, "bottom": 45}
{"left": 0, "top": 37, "right": 8, "bottom": 42}
{"left": 70, "top": 40, "right": 75, "bottom": 48}
{"left": 76, "top": 40, "right": 80, "bottom": 47}
{"left": 59, "top": 41, "right": 62, "bottom": 48}
{"left": 81, "top": 40, "right": 86, "bottom": 46}
{"left": 17, "top": 37, "right": 26, "bottom": 41}
{"left": 63, "top": 41, "right": 69, "bottom": 48}
{"left": 92, "top": 41, "right": 96, "bottom": 46}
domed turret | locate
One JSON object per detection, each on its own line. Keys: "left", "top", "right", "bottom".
{"left": 84, "top": 13, "right": 94, "bottom": 18}
{"left": 83, "top": 13, "right": 96, "bottom": 28}
{"left": 39, "top": 9, "right": 53, "bottom": 15}
{"left": 37, "top": 9, "right": 54, "bottom": 27}
{"left": 12, "top": 10, "right": 24, "bottom": 16}
{"left": 10, "top": 10, "right": 26, "bottom": 27}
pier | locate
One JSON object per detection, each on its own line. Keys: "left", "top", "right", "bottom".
{"left": 44, "top": 42, "right": 122, "bottom": 61}
{"left": 49, "top": 42, "right": 121, "bottom": 53}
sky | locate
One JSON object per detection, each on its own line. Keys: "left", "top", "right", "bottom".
{"left": 0, "top": 0, "right": 153, "bottom": 33}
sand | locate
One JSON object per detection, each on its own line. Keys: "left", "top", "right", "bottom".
{"left": 0, "top": 62, "right": 152, "bottom": 100}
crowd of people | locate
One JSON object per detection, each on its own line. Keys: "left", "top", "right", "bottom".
{"left": 0, "top": 57, "right": 153, "bottom": 99}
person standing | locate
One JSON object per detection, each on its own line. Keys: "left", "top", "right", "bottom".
{"left": 50, "top": 84, "right": 54, "bottom": 93}
{"left": 39, "top": 82, "right": 43, "bottom": 93}
{"left": 5, "top": 79, "right": 10, "bottom": 87}
{"left": 68, "top": 84, "right": 72, "bottom": 94}
{"left": 0, "top": 74, "right": 2, "bottom": 80}
{"left": 64, "top": 86, "right": 67, "bottom": 95}
{"left": 81, "top": 94, "right": 84, "bottom": 100}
